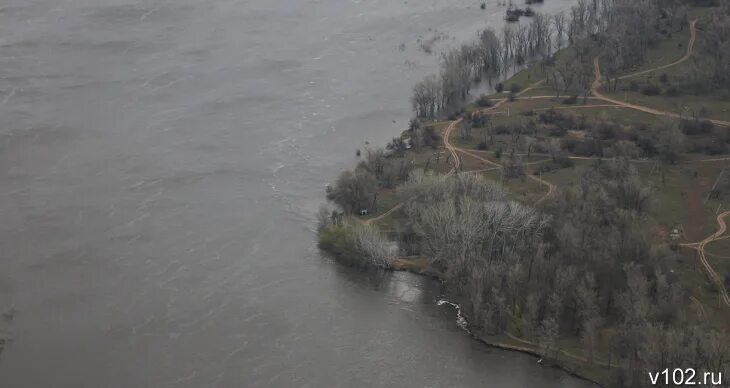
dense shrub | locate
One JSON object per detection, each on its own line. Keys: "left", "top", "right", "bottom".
{"left": 318, "top": 224, "right": 362, "bottom": 265}
{"left": 641, "top": 84, "right": 661, "bottom": 96}
{"left": 549, "top": 125, "right": 568, "bottom": 137}
{"left": 665, "top": 86, "right": 680, "bottom": 97}
{"left": 494, "top": 125, "right": 511, "bottom": 135}
{"left": 538, "top": 109, "right": 577, "bottom": 130}
{"left": 408, "top": 118, "right": 420, "bottom": 132}
{"left": 637, "top": 133, "right": 658, "bottom": 156}
{"left": 593, "top": 120, "right": 620, "bottom": 140}
{"left": 318, "top": 221, "right": 394, "bottom": 269}
{"left": 471, "top": 114, "right": 488, "bottom": 128}
{"left": 537, "top": 155, "right": 574, "bottom": 173}
{"left": 327, "top": 169, "right": 378, "bottom": 213}
{"left": 717, "top": 127, "right": 730, "bottom": 144}
{"left": 422, "top": 126, "right": 441, "bottom": 149}
{"left": 502, "top": 153, "right": 526, "bottom": 179}
{"left": 387, "top": 137, "right": 408, "bottom": 155}
{"left": 690, "top": 138, "right": 728, "bottom": 155}
{"left": 681, "top": 119, "right": 714, "bottom": 135}
{"left": 410, "top": 125, "right": 441, "bottom": 150}
{"left": 476, "top": 95, "right": 493, "bottom": 107}
{"left": 562, "top": 95, "right": 578, "bottom": 105}
{"left": 705, "top": 141, "right": 728, "bottom": 155}
{"left": 562, "top": 138, "right": 600, "bottom": 157}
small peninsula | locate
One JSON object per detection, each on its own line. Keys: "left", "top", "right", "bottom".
{"left": 319, "top": 1, "right": 730, "bottom": 387}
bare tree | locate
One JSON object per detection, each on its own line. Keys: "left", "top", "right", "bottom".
{"left": 411, "top": 75, "right": 441, "bottom": 119}
{"left": 553, "top": 12, "right": 567, "bottom": 49}
{"left": 353, "top": 222, "right": 396, "bottom": 269}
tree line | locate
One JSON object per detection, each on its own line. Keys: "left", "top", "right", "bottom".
{"left": 395, "top": 161, "right": 728, "bottom": 387}
{"left": 411, "top": 11, "right": 556, "bottom": 119}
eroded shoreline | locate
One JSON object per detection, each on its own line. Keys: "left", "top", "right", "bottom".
{"left": 392, "top": 257, "right": 606, "bottom": 387}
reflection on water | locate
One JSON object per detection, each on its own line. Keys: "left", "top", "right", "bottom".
{"left": 331, "top": 263, "right": 442, "bottom": 305}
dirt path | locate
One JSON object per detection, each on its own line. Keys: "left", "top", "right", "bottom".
{"left": 369, "top": 19, "right": 723, "bottom": 225}
{"left": 591, "top": 20, "right": 730, "bottom": 128}
{"left": 471, "top": 149, "right": 730, "bottom": 164}
{"left": 362, "top": 203, "right": 403, "bottom": 226}
{"left": 369, "top": 82, "right": 556, "bottom": 226}
{"left": 685, "top": 211, "right": 730, "bottom": 307}
{"left": 443, "top": 119, "right": 463, "bottom": 175}
{"left": 693, "top": 156, "right": 730, "bottom": 163}
{"left": 533, "top": 104, "right": 620, "bottom": 111}
{"left": 531, "top": 173, "right": 556, "bottom": 205}
{"left": 452, "top": 139, "right": 556, "bottom": 205}
{"left": 468, "top": 81, "right": 559, "bottom": 203}
{"left": 619, "top": 20, "right": 698, "bottom": 80}
{"left": 447, "top": 141, "right": 556, "bottom": 206}
{"left": 698, "top": 211, "right": 730, "bottom": 307}
{"left": 592, "top": 67, "right": 730, "bottom": 128}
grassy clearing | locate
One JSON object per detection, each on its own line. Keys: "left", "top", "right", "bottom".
{"left": 356, "top": 188, "right": 400, "bottom": 222}
{"left": 603, "top": 90, "right": 730, "bottom": 122}
{"left": 539, "top": 159, "right": 592, "bottom": 188}
{"left": 637, "top": 163, "right": 696, "bottom": 230}
{"left": 672, "top": 248, "right": 719, "bottom": 306}
{"left": 629, "top": 25, "right": 689, "bottom": 73}
{"left": 635, "top": 160, "right": 728, "bottom": 234}
{"left": 409, "top": 148, "right": 454, "bottom": 175}
{"left": 457, "top": 151, "right": 498, "bottom": 172}
{"left": 505, "top": 175, "right": 545, "bottom": 202}
{"left": 468, "top": 97, "right": 664, "bottom": 141}
{"left": 599, "top": 19, "right": 730, "bottom": 123}
{"left": 486, "top": 66, "right": 548, "bottom": 99}
{"left": 375, "top": 206, "right": 407, "bottom": 232}
{"left": 567, "top": 106, "right": 660, "bottom": 125}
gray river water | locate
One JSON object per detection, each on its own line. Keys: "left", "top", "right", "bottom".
{"left": 0, "top": 1, "right": 595, "bottom": 387}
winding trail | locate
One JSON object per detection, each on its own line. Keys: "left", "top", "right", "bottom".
{"left": 363, "top": 203, "right": 402, "bottom": 226}
{"left": 443, "top": 119, "right": 463, "bottom": 175}
{"left": 367, "top": 18, "right": 730, "bottom": 379}
{"left": 370, "top": 19, "right": 729, "bottom": 227}
{"left": 368, "top": 83, "right": 556, "bottom": 226}
{"left": 453, "top": 146, "right": 556, "bottom": 204}
{"left": 591, "top": 20, "right": 730, "bottom": 128}
{"left": 683, "top": 211, "right": 730, "bottom": 308}
{"left": 696, "top": 211, "right": 730, "bottom": 307}
{"left": 443, "top": 80, "right": 558, "bottom": 204}
{"left": 618, "top": 20, "right": 698, "bottom": 80}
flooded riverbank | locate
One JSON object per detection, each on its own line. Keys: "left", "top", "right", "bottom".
{"left": 0, "top": 0, "right": 593, "bottom": 386}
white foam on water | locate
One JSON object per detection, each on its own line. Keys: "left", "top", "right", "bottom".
{"left": 436, "top": 299, "right": 469, "bottom": 331}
